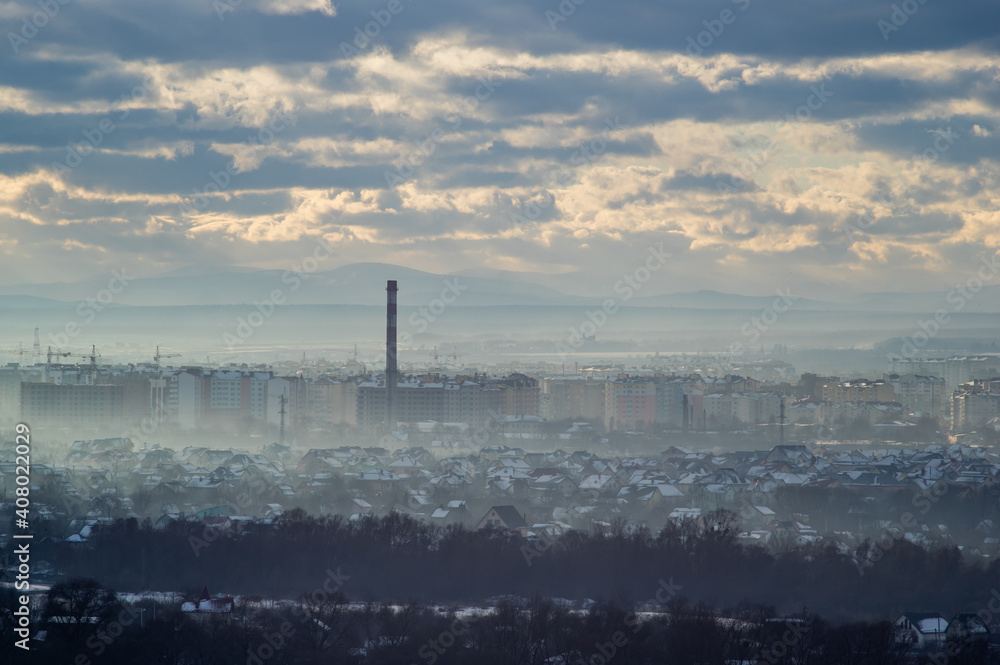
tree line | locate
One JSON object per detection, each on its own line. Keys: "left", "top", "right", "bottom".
{"left": 5, "top": 578, "right": 998, "bottom": 665}
{"left": 33, "top": 509, "right": 1000, "bottom": 623}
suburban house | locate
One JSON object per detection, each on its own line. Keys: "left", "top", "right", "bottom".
{"left": 945, "top": 613, "right": 991, "bottom": 643}
{"left": 894, "top": 612, "right": 948, "bottom": 648}
{"left": 181, "top": 587, "right": 235, "bottom": 616}
{"left": 477, "top": 505, "right": 529, "bottom": 536}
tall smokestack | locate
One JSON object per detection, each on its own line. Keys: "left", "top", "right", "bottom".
{"left": 386, "top": 280, "right": 398, "bottom": 430}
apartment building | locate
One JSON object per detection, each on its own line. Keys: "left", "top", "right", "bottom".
{"left": 951, "top": 381, "right": 1000, "bottom": 434}
{"left": 886, "top": 374, "right": 947, "bottom": 416}
{"left": 604, "top": 376, "right": 657, "bottom": 431}
{"left": 355, "top": 375, "right": 512, "bottom": 433}
{"left": 304, "top": 377, "right": 357, "bottom": 428}
{"left": 21, "top": 382, "right": 125, "bottom": 429}
{"left": 821, "top": 379, "right": 895, "bottom": 404}
{"left": 541, "top": 376, "right": 606, "bottom": 423}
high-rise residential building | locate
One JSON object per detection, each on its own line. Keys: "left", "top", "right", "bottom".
{"left": 886, "top": 374, "right": 947, "bottom": 416}
{"left": 155, "top": 368, "right": 275, "bottom": 430}
{"left": 820, "top": 379, "right": 895, "bottom": 404}
{"left": 654, "top": 378, "right": 687, "bottom": 427}
{"left": 355, "top": 374, "right": 521, "bottom": 434}
{"left": 21, "top": 382, "right": 125, "bottom": 429}
{"left": 604, "top": 376, "right": 657, "bottom": 431}
{"left": 890, "top": 356, "right": 1000, "bottom": 396}
{"left": 304, "top": 376, "right": 357, "bottom": 428}
{"left": 496, "top": 373, "right": 540, "bottom": 417}
{"left": 0, "top": 365, "right": 44, "bottom": 422}
{"left": 541, "top": 376, "right": 607, "bottom": 424}
{"left": 951, "top": 385, "right": 1000, "bottom": 434}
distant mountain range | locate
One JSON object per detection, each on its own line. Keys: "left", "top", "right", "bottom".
{"left": 0, "top": 262, "right": 999, "bottom": 313}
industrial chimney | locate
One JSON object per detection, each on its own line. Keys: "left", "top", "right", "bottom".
{"left": 385, "top": 280, "right": 398, "bottom": 430}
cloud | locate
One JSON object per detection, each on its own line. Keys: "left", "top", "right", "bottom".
{"left": 0, "top": 0, "right": 996, "bottom": 299}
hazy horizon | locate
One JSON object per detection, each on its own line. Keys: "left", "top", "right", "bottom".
{"left": 4, "top": 3, "right": 1000, "bottom": 659}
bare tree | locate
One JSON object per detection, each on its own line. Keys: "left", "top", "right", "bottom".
{"left": 295, "top": 590, "right": 357, "bottom": 659}
{"left": 43, "top": 578, "right": 119, "bottom": 644}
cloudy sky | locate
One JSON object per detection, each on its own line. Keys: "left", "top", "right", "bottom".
{"left": 0, "top": 0, "right": 998, "bottom": 300}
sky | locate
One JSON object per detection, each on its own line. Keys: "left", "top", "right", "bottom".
{"left": 0, "top": 0, "right": 998, "bottom": 300}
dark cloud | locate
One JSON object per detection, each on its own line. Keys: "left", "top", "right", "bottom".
{"left": 0, "top": 0, "right": 995, "bottom": 297}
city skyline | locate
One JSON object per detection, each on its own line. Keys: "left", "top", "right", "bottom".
{"left": 6, "top": 2, "right": 1000, "bottom": 661}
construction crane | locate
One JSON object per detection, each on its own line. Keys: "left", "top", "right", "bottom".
{"left": 154, "top": 345, "right": 181, "bottom": 367}
{"left": 74, "top": 345, "right": 101, "bottom": 383}
{"left": 431, "top": 346, "right": 462, "bottom": 367}
{"left": 0, "top": 344, "right": 32, "bottom": 362}
{"left": 45, "top": 345, "right": 101, "bottom": 380}
{"left": 86, "top": 345, "right": 100, "bottom": 373}
{"left": 430, "top": 346, "right": 462, "bottom": 364}
{"left": 46, "top": 346, "right": 73, "bottom": 365}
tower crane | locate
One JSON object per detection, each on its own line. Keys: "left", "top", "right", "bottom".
{"left": 86, "top": 345, "right": 100, "bottom": 376}
{"left": 154, "top": 345, "right": 181, "bottom": 367}
{"left": 46, "top": 346, "right": 73, "bottom": 365}
{"left": 0, "top": 344, "right": 31, "bottom": 362}
{"left": 430, "top": 346, "right": 462, "bottom": 367}
{"left": 45, "top": 345, "right": 101, "bottom": 380}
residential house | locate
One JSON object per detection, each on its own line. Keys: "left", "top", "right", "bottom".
{"left": 181, "top": 587, "right": 235, "bottom": 617}
{"left": 894, "top": 613, "right": 947, "bottom": 648}
{"left": 477, "top": 505, "right": 529, "bottom": 536}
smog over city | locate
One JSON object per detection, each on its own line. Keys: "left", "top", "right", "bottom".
{"left": 2, "top": 0, "right": 1000, "bottom": 663}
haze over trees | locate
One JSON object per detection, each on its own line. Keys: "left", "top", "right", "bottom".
{"left": 38, "top": 510, "right": 1000, "bottom": 624}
